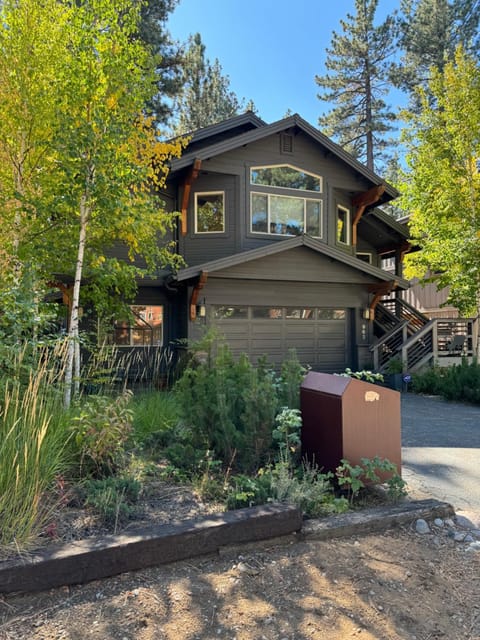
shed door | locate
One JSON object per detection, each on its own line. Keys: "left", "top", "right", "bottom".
{"left": 213, "top": 306, "right": 348, "bottom": 372}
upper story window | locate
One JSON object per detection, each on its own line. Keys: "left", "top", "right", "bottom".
{"left": 113, "top": 305, "right": 163, "bottom": 347}
{"left": 337, "top": 205, "right": 351, "bottom": 245}
{"left": 250, "top": 165, "right": 322, "bottom": 192}
{"left": 250, "top": 165, "right": 323, "bottom": 238}
{"left": 356, "top": 252, "right": 372, "bottom": 264}
{"left": 195, "top": 192, "right": 225, "bottom": 233}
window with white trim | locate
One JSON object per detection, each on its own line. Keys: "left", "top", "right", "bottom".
{"left": 337, "top": 205, "right": 351, "bottom": 245}
{"left": 250, "top": 165, "right": 323, "bottom": 238}
{"left": 356, "top": 252, "right": 372, "bottom": 264}
{"left": 113, "top": 305, "right": 163, "bottom": 346}
{"left": 195, "top": 192, "right": 225, "bottom": 233}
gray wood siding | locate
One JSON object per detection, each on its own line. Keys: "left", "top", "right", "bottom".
{"left": 179, "top": 174, "right": 237, "bottom": 266}
{"left": 196, "top": 279, "right": 367, "bottom": 308}
{"left": 212, "top": 247, "right": 376, "bottom": 284}
{"left": 176, "top": 130, "right": 375, "bottom": 266}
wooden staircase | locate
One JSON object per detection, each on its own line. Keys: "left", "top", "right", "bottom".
{"left": 371, "top": 298, "right": 475, "bottom": 373}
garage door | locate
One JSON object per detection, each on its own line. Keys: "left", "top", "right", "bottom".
{"left": 213, "top": 305, "right": 348, "bottom": 372}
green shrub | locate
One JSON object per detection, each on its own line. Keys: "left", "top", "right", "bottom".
{"left": 225, "top": 472, "right": 273, "bottom": 510}
{"left": 270, "top": 460, "right": 343, "bottom": 518}
{"left": 83, "top": 476, "right": 141, "bottom": 527}
{"left": 71, "top": 390, "right": 133, "bottom": 477}
{"left": 225, "top": 461, "right": 345, "bottom": 518}
{"left": 278, "top": 349, "right": 309, "bottom": 410}
{"left": 175, "top": 343, "right": 277, "bottom": 473}
{"left": 335, "top": 457, "right": 407, "bottom": 504}
{"left": 413, "top": 359, "right": 480, "bottom": 403}
{"left": 174, "top": 338, "right": 309, "bottom": 474}
{"left": 131, "top": 390, "right": 180, "bottom": 450}
{"left": 272, "top": 408, "right": 302, "bottom": 467}
{"left": 341, "top": 368, "right": 384, "bottom": 383}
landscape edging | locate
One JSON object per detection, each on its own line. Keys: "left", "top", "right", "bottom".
{"left": 0, "top": 499, "right": 453, "bottom": 594}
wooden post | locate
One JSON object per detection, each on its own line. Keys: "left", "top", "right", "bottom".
{"left": 180, "top": 159, "right": 202, "bottom": 236}
{"left": 432, "top": 320, "right": 439, "bottom": 361}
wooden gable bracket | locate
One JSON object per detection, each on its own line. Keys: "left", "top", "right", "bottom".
{"left": 181, "top": 158, "right": 202, "bottom": 237}
{"left": 367, "top": 280, "right": 398, "bottom": 320}
{"left": 399, "top": 241, "right": 412, "bottom": 262}
{"left": 47, "top": 280, "right": 73, "bottom": 310}
{"left": 351, "top": 184, "right": 386, "bottom": 246}
{"left": 189, "top": 271, "right": 208, "bottom": 321}
{"left": 47, "top": 280, "right": 74, "bottom": 329}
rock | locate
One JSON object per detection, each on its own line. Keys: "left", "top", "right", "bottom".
{"left": 237, "top": 562, "right": 259, "bottom": 576}
{"left": 445, "top": 518, "right": 455, "bottom": 528}
{"left": 471, "top": 529, "right": 480, "bottom": 540}
{"left": 465, "top": 541, "right": 480, "bottom": 553}
{"left": 433, "top": 518, "right": 444, "bottom": 527}
{"left": 415, "top": 519, "right": 430, "bottom": 534}
{"left": 464, "top": 534, "right": 475, "bottom": 543}
{"left": 453, "top": 532, "right": 467, "bottom": 543}
{"left": 455, "top": 515, "right": 476, "bottom": 529}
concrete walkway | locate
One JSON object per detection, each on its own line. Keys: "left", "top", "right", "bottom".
{"left": 401, "top": 393, "right": 480, "bottom": 525}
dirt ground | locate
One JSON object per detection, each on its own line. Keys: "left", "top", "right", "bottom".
{"left": 1, "top": 499, "right": 480, "bottom": 640}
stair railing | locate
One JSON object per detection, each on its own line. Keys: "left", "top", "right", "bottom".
{"left": 371, "top": 320, "right": 409, "bottom": 371}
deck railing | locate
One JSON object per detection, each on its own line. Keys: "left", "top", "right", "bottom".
{"left": 371, "top": 315, "right": 477, "bottom": 373}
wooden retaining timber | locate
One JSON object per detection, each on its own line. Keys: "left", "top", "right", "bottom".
{"left": 0, "top": 504, "right": 302, "bottom": 594}
{"left": 0, "top": 499, "right": 456, "bottom": 595}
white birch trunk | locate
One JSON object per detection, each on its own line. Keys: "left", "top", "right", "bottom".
{"left": 64, "top": 191, "right": 90, "bottom": 408}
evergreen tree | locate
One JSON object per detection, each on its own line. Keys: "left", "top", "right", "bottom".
{"left": 173, "top": 33, "right": 252, "bottom": 135}
{"left": 315, "top": 0, "right": 396, "bottom": 172}
{"left": 134, "top": 0, "right": 183, "bottom": 124}
{"left": 393, "top": 0, "right": 480, "bottom": 108}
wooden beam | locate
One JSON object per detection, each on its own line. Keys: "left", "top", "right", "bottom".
{"left": 47, "top": 281, "right": 73, "bottom": 309}
{"left": 181, "top": 159, "right": 202, "bottom": 237}
{"left": 189, "top": 271, "right": 208, "bottom": 321}
{"left": 377, "top": 241, "right": 411, "bottom": 257}
{"left": 367, "top": 280, "right": 398, "bottom": 295}
{"left": 351, "top": 184, "right": 386, "bottom": 246}
{"left": 367, "top": 280, "right": 398, "bottom": 319}
{"left": 400, "top": 241, "right": 411, "bottom": 262}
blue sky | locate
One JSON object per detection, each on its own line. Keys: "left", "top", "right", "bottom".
{"left": 168, "top": 0, "right": 402, "bottom": 126}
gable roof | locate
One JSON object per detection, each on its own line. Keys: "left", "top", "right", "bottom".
{"left": 174, "top": 234, "right": 409, "bottom": 289}
{"left": 169, "top": 113, "right": 399, "bottom": 204}
{"left": 178, "top": 111, "right": 266, "bottom": 154}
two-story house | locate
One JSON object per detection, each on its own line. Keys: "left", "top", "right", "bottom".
{"left": 110, "top": 112, "right": 412, "bottom": 377}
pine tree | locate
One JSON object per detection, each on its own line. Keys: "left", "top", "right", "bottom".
{"left": 134, "top": 0, "right": 182, "bottom": 124}
{"left": 173, "top": 33, "right": 252, "bottom": 135}
{"left": 393, "top": 0, "right": 480, "bottom": 108}
{"left": 315, "top": 0, "right": 396, "bottom": 172}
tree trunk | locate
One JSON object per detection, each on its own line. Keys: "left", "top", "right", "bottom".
{"left": 365, "top": 67, "right": 374, "bottom": 172}
{"left": 64, "top": 190, "right": 90, "bottom": 408}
